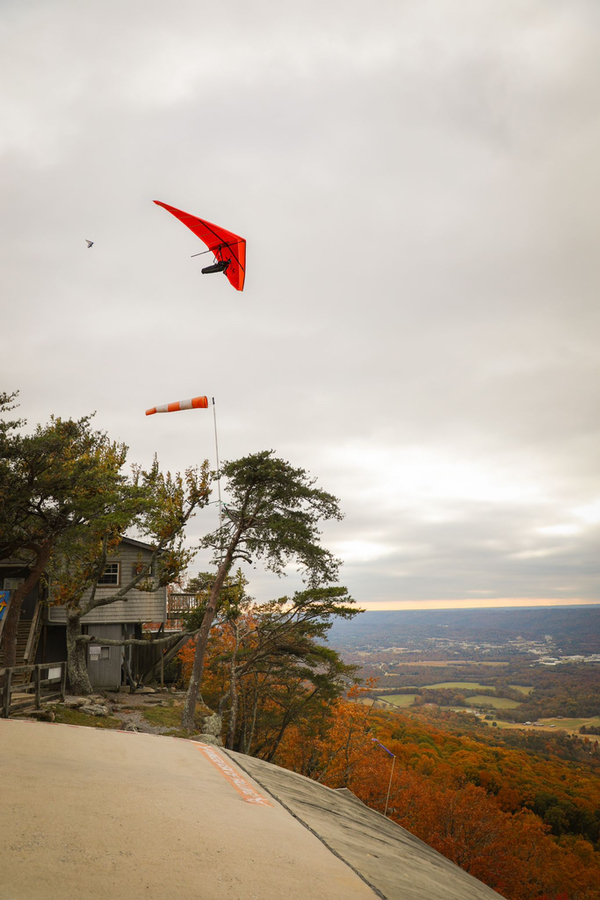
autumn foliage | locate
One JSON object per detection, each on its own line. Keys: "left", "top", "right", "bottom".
{"left": 177, "top": 602, "right": 600, "bottom": 900}
{"left": 179, "top": 584, "right": 359, "bottom": 755}
{"left": 274, "top": 694, "right": 600, "bottom": 900}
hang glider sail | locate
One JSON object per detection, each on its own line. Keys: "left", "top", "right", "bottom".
{"left": 154, "top": 200, "right": 246, "bottom": 291}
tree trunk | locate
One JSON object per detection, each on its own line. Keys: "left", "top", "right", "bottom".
{"left": 226, "top": 623, "right": 240, "bottom": 750}
{"left": 266, "top": 686, "right": 318, "bottom": 763}
{"left": 181, "top": 529, "right": 242, "bottom": 731}
{"left": 2, "top": 541, "right": 53, "bottom": 668}
{"left": 237, "top": 680, "right": 248, "bottom": 753}
{"left": 66, "top": 608, "right": 93, "bottom": 695}
{"left": 245, "top": 686, "right": 260, "bottom": 755}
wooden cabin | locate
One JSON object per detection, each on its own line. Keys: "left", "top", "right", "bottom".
{"left": 44, "top": 537, "right": 167, "bottom": 689}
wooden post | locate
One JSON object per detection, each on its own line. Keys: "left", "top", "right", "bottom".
{"left": 160, "top": 650, "right": 164, "bottom": 689}
{"left": 60, "top": 661, "right": 67, "bottom": 701}
{"left": 35, "top": 665, "right": 41, "bottom": 709}
{"left": 3, "top": 668, "right": 13, "bottom": 718}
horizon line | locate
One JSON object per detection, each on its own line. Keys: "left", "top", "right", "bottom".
{"left": 360, "top": 599, "right": 600, "bottom": 611}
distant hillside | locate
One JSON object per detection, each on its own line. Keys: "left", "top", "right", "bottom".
{"left": 327, "top": 606, "right": 600, "bottom": 654}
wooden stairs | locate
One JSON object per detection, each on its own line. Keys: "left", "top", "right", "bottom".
{"left": 0, "top": 616, "right": 42, "bottom": 683}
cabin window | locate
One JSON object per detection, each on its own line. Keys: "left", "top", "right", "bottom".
{"left": 132, "top": 560, "right": 154, "bottom": 578}
{"left": 98, "top": 563, "right": 120, "bottom": 586}
{"left": 3, "top": 577, "right": 24, "bottom": 591}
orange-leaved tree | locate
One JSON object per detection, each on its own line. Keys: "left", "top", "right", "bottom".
{"left": 180, "top": 581, "right": 361, "bottom": 753}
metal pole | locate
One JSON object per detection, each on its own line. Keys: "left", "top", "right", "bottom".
{"left": 372, "top": 737, "right": 396, "bottom": 818}
{"left": 212, "top": 397, "right": 224, "bottom": 562}
{"left": 212, "top": 397, "right": 222, "bottom": 522}
{"left": 384, "top": 755, "right": 395, "bottom": 817}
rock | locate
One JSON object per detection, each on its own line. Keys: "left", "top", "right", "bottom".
{"left": 189, "top": 733, "right": 223, "bottom": 746}
{"left": 63, "top": 697, "right": 88, "bottom": 709}
{"left": 80, "top": 704, "right": 110, "bottom": 717}
{"left": 200, "top": 732, "right": 223, "bottom": 746}
{"left": 200, "top": 712, "right": 222, "bottom": 738}
{"left": 26, "top": 709, "right": 56, "bottom": 722}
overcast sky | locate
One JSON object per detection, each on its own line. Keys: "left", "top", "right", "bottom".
{"left": 2, "top": 0, "right": 599, "bottom": 610}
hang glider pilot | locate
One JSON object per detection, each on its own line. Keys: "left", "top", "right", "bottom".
{"left": 201, "top": 255, "right": 230, "bottom": 276}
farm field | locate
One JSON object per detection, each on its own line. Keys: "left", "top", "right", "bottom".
{"left": 422, "top": 681, "right": 492, "bottom": 690}
{"left": 541, "top": 715, "right": 600, "bottom": 733}
{"left": 468, "top": 695, "right": 522, "bottom": 709}
{"left": 406, "top": 680, "right": 533, "bottom": 694}
{"left": 488, "top": 716, "right": 600, "bottom": 735}
{"left": 389, "top": 660, "right": 509, "bottom": 667}
{"left": 378, "top": 694, "right": 418, "bottom": 707}
{"left": 378, "top": 688, "right": 525, "bottom": 710}
{"left": 376, "top": 694, "right": 522, "bottom": 710}
{"left": 419, "top": 681, "right": 534, "bottom": 694}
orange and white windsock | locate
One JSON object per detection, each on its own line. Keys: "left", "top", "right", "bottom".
{"left": 145, "top": 395, "right": 209, "bottom": 416}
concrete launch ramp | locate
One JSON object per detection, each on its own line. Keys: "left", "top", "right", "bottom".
{"left": 228, "top": 749, "right": 503, "bottom": 900}
{"left": 1, "top": 719, "right": 502, "bottom": 899}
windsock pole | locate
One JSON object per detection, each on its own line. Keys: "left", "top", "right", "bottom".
{"left": 212, "top": 397, "right": 223, "bottom": 535}
{"left": 145, "top": 394, "right": 222, "bottom": 537}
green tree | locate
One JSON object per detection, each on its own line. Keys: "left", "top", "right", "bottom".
{"left": 181, "top": 450, "right": 343, "bottom": 731}
{"left": 0, "top": 400, "right": 133, "bottom": 668}
{"left": 228, "top": 586, "right": 360, "bottom": 758}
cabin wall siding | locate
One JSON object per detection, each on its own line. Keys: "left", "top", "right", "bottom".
{"left": 86, "top": 624, "right": 123, "bottom": 689}
{"left": 48, "top": 544, "right": 167, "bottom": 625}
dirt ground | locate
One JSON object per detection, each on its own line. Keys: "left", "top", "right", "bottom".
{"left": 100, "top": 688, "right": 193, "bottom": 733}
{"left": 13, "top": 687, "right": 210, "bottom": 737}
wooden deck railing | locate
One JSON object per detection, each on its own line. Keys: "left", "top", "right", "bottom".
{"left": 167, "top": 593, "right": 201, "bottom": 617}
{"left": 0, "top": 662, "right": 67, "bottom": 718}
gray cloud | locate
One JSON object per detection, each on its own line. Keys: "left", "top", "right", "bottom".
{"left": 2, "top": 0, "right": 599, "bottom": 606}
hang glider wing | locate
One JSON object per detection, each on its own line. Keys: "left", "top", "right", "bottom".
{"left": 154, "top": 200, "right": 246, "bottom": 291}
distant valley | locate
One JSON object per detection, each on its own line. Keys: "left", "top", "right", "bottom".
{"left": 327, "top": 605, "right": 600, "bottom": 727}
{"left": 327, "top": 605, "right": 600, "bottom": 657}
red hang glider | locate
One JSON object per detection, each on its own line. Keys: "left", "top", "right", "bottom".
{"left": 154, "top": 200, "right": 246, "bottom": 291}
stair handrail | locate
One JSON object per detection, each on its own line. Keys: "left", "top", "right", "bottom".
{"left": 24, "top": 601, "right": 43, "bottom": 663}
